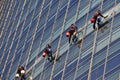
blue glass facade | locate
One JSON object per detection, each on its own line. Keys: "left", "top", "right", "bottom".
{"left": 0, "top": 0, "right": 120, "bottom": 80}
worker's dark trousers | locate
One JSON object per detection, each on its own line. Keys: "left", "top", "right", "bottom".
{"left": 48, "top": 53, "right": 55, "bottom": 62}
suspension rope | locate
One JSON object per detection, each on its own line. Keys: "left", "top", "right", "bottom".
{"left": 24, "top": 0, "right": 45, "bottom": 74}
{"left": 13, "top": 0, "right": 38, "bottom": 78}
{"left": 74, "top": 0, "right": 86, "bottom": 80}
{"left": 73, "top": 0, "right": 92, "bottom": 79}
{"left": 13, "top": 1, "right": 42, "bottom": 80}
{"left": 119, "top": 72, "right": 120, "bottom": 80}
{"left": 0, "top": 0, "right": 12, "bottom": 49}
{"left": 39, "top": 0, "right": 63, "bottom": 80}
{"left": 74, "top": 0, "right": 81, "bottom": 23}
{"left": 61, "top": 0, "right": 92, "bottom": 80}
{"left": 49, "top": 0, "right": 71, "bottom": 80}
{"left": 1, "top": 0, "right": 23, "bottom": 64}
{"left": 7, "top": 2, "right": 26, "bottom": 78}
{"left": 102, "top": 0, "right": 116, "bottom": 79}
{"left": 0, "top": 0, "right": 4, "bottom": 12}
{"left": 0, "top": 0, "right": 15, "bottom": 63}
{"left": 19, "top": 0, "right": 38, "bottom": 69}
{"left": 62, "top": 0, "right": 93, "bottom": 79}
{"left": 14, "top": 0, "right": 32, "bottom": 74}
{"left": 74, "top": 0, "right": 93, "bottom": 79}
{"left": 6, "top": 0, "right": 32, "bottom": 80}
{"left": 0, "top": 0, "right": 12, "bottom": 38}
{"left": 0, "top": 0, "right": 17, "bottom": 43}
{"left": 0, "top": 0, "right": 16, "bottom": 68}
{"left": 33, "top": 0, "right": 62, "bottom": 79}
{"left": 0, "top": 2, "right": 15, "bottom": 59}
{"left": 0, "top": 0, "right": 7, "bottom": 49}
{"left": 49, "top": 0, "right": 61, "bottom": 44}
{"left": 0, "top": 0, "right": 8, "bottom": 29}
{"left": 0, "top": 0, "right": 6, "bottom": 13}
{"left": 88, "top": 0, "right": 104, "bottom": 80}
{"left": 0, "top": 0, "right": 6, "bottom": 27}
{"left": 31, "top": 0, "right": 52, "bottom": 79}
{"left": 1, "top": 0, "right": 27, "bottom": 79}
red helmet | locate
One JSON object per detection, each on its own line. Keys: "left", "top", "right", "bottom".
{"left": 42, "top": 52, "right": 46, "bottom": 57}
{"left": 66, "top": 32, "right": 70, "bottom": 37}
{"left": 90, "top": 18, "right": 95, "bottom": 23}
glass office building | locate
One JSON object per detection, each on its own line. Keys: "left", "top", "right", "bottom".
{"left": 0, "top": 0, "right": 120, "bottom": 80}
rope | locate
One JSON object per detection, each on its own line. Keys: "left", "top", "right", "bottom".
{"left": 19, "top": 0, "right": 38, "bottom": 68}
{"left": 0, "top": 0, "right": 6, "bottom": 13}
{"left": 0, "top": 0, "right": 4, "bottom": 12}
{"left": 7, "top": 1, "right": 26, "bottom": 78}
{"left": 0, "top": 0, "right": 10, "bottom": 47}
{"left": 88, "top": 0, "right": 104, "bottom": 80}
{"left": 24, "top": 0, "right": 45, "bottom": 76}
{"left": 14, "top": 0, "right": 32, "bottom": 78}
{"left": 0, "top": 0, "right": 16, "bottom": 76}
{"left": 119, "top": 73, "right": 120, "bottom": 80}
{"left": 40, "top": 0, "right": 60, "bottom": 80}
{"left": 12, "top": 0, "right": 38, "bottom": 79}
{"left": 0, "top": 0, "right": 10, "bottom": 61}
{"left": 0, "top": 0, "right": 15, "bottom": 63}
{"left": 0, "top": 0, "right": 6, "bottom": 28}
{"left": 6, "top": 0, "right": 32, "bottom": 80}
{"left": 31, "top": 0, "right": 52, "bottom": 79}
{"left": 0, "top": 0, "right": 12, "bottom": 38}
{"left": 49, "top": 0, "right": 71, "bottom": 80}
{"left": 0, "top": 0, "right": 8, "bottom": 29}
{"left": 0, "top": 0, "right": 26, "bottom": 79}
{"left": 0, "top": 0, "right": 11, "bottom": 49}
{"left": 49, "top": 0, "right": 61, "bottom": 44}
{"left": 102, "top": 0, "right": 116, "bottom": 79}
{"left": 73, "top": 0, "right": 93, "bottom": 79}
